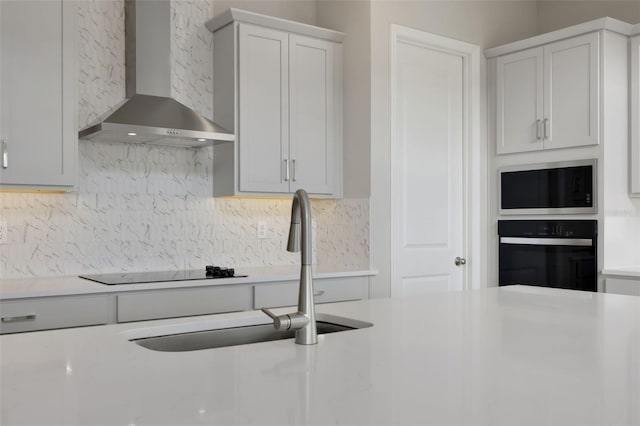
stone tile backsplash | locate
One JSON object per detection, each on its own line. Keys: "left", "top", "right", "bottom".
{"left": 0, "top": 0, "right": 369, "bottom": 279}
{"left": 0, "top": 142, "right": 369, "bottom": 278}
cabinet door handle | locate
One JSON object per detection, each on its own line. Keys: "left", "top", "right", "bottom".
{"left": 536, "top": 120, "right": 542, "bottom": 141}
{"left": 2, "top": 140, "right": 7, "bottom": 169}
{"left": 284, "top": 159, "right": 289, "bottom": 182}
{"left": 543, "top": 118, "right": 549, "bottom": 140}
{"left": 1, "top": 314, "right": 36, "bottom": 323}
{"left": 292, "top": 159, "right": 296, "bottom": 182}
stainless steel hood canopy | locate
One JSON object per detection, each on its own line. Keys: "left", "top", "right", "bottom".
{"left": 79, "top": 0, "right": 233, "bottom": 147}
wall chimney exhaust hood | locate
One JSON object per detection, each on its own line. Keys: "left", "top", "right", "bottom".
{"left": 79, "top": 0, "right": 233, "bottom": 148}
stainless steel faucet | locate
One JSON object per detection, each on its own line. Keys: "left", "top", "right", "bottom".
{"left": 262, "top": 189, "right": 318, "bottom": 345}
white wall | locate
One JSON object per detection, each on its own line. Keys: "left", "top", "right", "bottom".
{"left": 537, "top": 1, "right": 640, "bottom": 34}
{"left": 369, "top": 0, "right": 540, "bottom": 297}
{"left": 213, "top": 0, "right": 316, "bottom": 25}
{"left": 316, "top": 0, "right": 371, "bottom": 199}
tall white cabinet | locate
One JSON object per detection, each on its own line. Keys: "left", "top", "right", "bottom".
{"left": 207, "top": 9, "right": 343, "bottom": 198}
{"left": 0, "top": 0, "right": 77, "bottom": 190}
{"left": 495, "top": 32, "right": 599, "bottom": 155}
{"left": 487, "top": 18, "right": 638, "bottom": 288}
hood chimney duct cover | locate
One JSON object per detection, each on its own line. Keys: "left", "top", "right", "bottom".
{"left": 79, "top": 0, "right": 234, "bottom": 147}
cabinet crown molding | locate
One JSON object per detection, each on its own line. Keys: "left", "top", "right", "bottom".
{"left": 485, "top": 16, "right": 635, "bottom": 58}
{"left": 206, "top": 8, "right": 345, "bottom": 42}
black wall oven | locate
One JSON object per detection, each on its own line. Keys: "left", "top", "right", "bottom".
{"left": 498, "top": 220, "right": 597, "bottom": 292}
{"left": 499, "top": 159, "right": 596, "bottom": 215}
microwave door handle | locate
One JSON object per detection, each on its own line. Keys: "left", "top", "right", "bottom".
{"left": 500, "top": 237, "right": 593, "bottom": 247}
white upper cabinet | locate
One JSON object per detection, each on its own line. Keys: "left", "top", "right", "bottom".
{"left": 208, "top": 9, "right": 343, "bottom": 198}
{"left": 0, "top": 0, "right": 77, "bottom": 190}
{"left": 495, "top": 32, "right": 599, "bottom": 155}
{"left": 631, "top": 34, "right": 640, "bottom": 196}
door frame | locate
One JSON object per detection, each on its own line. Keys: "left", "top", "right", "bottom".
{"left": 390, "top": 24, "right": 483, "bottom": 296}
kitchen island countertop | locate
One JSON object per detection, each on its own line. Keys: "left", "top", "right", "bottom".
{"left": 1, "top": 285, "right": 638, "bottom": 425}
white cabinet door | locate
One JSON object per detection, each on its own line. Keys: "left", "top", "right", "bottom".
{"left": 238, "top": 23, "right": 289, "bottom": 193}
{"left": 631, "top": 35, "right": 640, "bottom": 196}
{"left": 0, "top": 0, "right": 76, "bottom": 189}
{"left": 117, "top": 286, "right": 253, "bottom": 322}
{"left": 543, "top": 32, "right": 600, "bottom": 150}
{"left": 253, "top": 277, "right": 368, "bottom": 309}
{"left": 289, "top": 34, "right": 335, "bottom": 194}
{"left": 496, "top": 47, "right": 544, "bottom": 154}
{"left": 0, "top": 295, "right": 111, "bottom": 334}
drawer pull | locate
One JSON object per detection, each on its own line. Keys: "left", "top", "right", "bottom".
{"left": 1, "top": 314, "right": 36, "bottom": 323}
{"left": 2, "top": 140, "right": 7, "bottom": 169}
{"left": 314, "top": 290, "right": 325, "bottom": 297}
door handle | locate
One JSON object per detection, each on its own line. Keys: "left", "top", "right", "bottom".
{"left": 543, "top": 118, "right": 549, "bottom": 140}
{"left": 455, "top": 257, "right": 466, "bottom": 266}
{"left": 500, "top": 237, "right": 593, "bottom": 247}
{"left": 536, "top": 120, "right": 542, "bottom": 141}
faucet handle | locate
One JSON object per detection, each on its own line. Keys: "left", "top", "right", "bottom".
{"left": 262, "top": 308, "right": 291, "bottom": 330}
{"left": 262, "top": 308, "right": 309, "bottom": 331}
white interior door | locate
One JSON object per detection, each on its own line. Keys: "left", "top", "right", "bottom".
{"left": 391, "top": 29, "right": 468, "bottom": 297}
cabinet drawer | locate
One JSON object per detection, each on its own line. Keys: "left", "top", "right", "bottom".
{"left": 254, "top": 277, "right": 368, "bottom": 309}
{"left": 0, "top": 295, "right": 110, "bottom": 334}
{"left": 117, "top": 286, "right": 252, "bottom": 323}
{"left": 605, "top": 278, "right": 640, "bottom": 296}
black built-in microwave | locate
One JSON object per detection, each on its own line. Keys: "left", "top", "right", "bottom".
{"left": 499, "top": 159, "right": 596, "bottom": 215}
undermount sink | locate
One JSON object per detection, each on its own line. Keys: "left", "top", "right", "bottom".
{"left": 128, "top": 313, "right": 372, "bottom": 352}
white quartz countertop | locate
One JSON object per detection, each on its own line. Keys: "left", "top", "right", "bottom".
{"left": 0, "top": 266, "right": 377, "bottom": 299}
{"left": 1, "top": 285, "right": 638, "bottom": 426}
{"left": 602, "top": 266, "right": 640, "bottom": 278}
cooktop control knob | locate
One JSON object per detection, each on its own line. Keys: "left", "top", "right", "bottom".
{"left": 205, "top": 265, "right": 235, "bottom": 277}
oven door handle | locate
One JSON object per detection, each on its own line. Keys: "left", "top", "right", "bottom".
{"left": 500, "top": 237, "right": 593, "bottom": 247}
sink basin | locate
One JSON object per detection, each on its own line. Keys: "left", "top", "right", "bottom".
{"left": 128, "top": 313, "right": 372, "bottom": 352}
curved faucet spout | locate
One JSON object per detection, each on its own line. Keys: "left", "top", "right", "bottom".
{"left": 287, "top": 189, "right": 313, "bottom": 265}
{"left": 262, "top": 189, "right": 318, "bottom": 345}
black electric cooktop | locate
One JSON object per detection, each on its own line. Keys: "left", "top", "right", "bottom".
{"left": 79, "top": 266, "right": 246, "bottom": 285}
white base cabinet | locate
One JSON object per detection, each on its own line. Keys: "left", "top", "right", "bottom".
{"left": 605, "top": 277, "right": 640, "bottom": 296}
{"left": 208, "top": 9, "right": 343, "bottom": 198}
{"left": 1, "top": 276, "right": 370, "bottom": 333}
{"left": 495, "top": 32, "right": 599, "bottom": 155}
{"left": 0, "top": 0, "right": 77, "bottom": 190}
{"left": 0, "top": 295, "right": 112, "bottom": 334}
